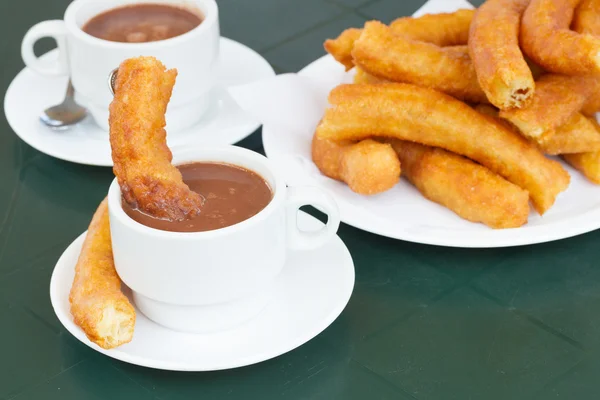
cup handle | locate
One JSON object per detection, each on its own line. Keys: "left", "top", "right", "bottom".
{"left": 286, "top": 186, "right": 340, "bottom": 251}
{"left": 21, "top": 20, "right": 69, "bottom": 77}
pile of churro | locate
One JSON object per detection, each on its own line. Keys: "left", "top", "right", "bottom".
{"left": 316, "top": 0, "right": 600, "bottom": 229}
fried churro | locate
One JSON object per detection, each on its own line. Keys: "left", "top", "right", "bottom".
{"left": 469, "top": 0, "right": 534, "bottom": 109}
{"left": 352, "top": 21, "right": 487, "bottom": 103}
{"left": 69, "top": 199, "right": 135, "bottom": 350}
{"left": 582, "top": 81, "right": 600, "bottom": 116}
{"left": 317, "top": 83, "right": 570, "bottom": 214}
{"left": 477, "top": 104, "right": 600, "bottom": 155}
{"left": 353, "top": 67, "right": 388, "bottom": 84}
{"left": 562, "top": 118, "right": 600, "bottom": 185}
{"left": 323, "top": 9, "right": 474, "bottom": 70}
{"left": 499, "top": 74, "right": 597, "bottom": 139}
{"left": 324, "top": 28, "right": 361, "bottom": 71}
{"left": 388, "top": 9, "right": 474, "bottom": 46}
{"left": 521, "top": 0, "right": 600, "bottom": 75}
{"left": 311, "top": 135, "right": 401, "bottom": 195}
{"left": 563, "top": 152, "right": 600, "bottom": 184}
{"left": 109, "top": 56, "right": 203, "bottom": 221}
{"left": 572, "top": 0, "right": 600, "bottom": 36}
{"left": 390, "top": 140, "right": 530, "bottom": 229}
{"left": 538, "top": 113, "right": 600, "bottom": 155}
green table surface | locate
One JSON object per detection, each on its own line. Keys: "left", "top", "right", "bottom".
{"left": 2, "top": 0, "right": 600, "bottom": 399}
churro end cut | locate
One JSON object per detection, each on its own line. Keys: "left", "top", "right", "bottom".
{"left": 95, "top": 305, "right": 135, "bottom": 349}
{"left": 507, "top": 87, "right": 533, "bottom": 109}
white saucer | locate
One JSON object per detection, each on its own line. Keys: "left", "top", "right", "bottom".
{"left": 5, "top": 37, "right": 274, "bottom": 167}
{"left": 50, "top": 211, "right": 355, "bottom": 371}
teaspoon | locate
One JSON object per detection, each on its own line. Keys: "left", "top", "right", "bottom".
{"left": 40, "top": 80, "right": 88, "bottom": 129}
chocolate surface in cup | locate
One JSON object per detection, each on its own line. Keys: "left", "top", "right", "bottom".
{"left": 82, "top": 4, "right": 203, "bottom": 43}
{"left": 123, "top": 162, "right": 273, "bottom": 232}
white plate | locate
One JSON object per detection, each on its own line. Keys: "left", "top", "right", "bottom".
{"left": 5, "top": 37, "right": 274, "bottom": 167}
{"left": 262, "top": 55, "right": 600, "bottom": 248}
{"left": 50, "top": 211, "right": 355, "bottom": 371}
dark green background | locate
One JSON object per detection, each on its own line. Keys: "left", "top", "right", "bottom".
{"left": 2, "top": 0, "right": 600, "bottom": 399}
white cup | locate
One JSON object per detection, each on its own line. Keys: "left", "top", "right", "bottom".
{"left": 21, "top": 0, "right": 219, "bottom": 133}
{"left": 107, "top": 146, "right": 341, "bottom": 333}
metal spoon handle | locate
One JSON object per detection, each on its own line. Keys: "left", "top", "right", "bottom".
{"left": 66, "top": 80, "right": 76, "bottom": 97}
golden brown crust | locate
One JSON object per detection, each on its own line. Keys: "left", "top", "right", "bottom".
{"left": 561, "top": 118, "right": 600, "bottom": 184}
{"left": 317, "top": 83, "right": 570, "bottom": 214}
{"left": 562, "top": 152, "right": 600, "bottom": 184}
{"left": 582, "top": 79, "right": 600, "bottom": 116}
{"left": 353, "top": 67, "right": 389, "bottom": 84}
{"left": 323, "top": 9, "right": 474, "bottom": 70}
{"left": 388, "top": 9, "right": 475, "bottom": 46}
{"left": 572, "top": 0, "right": 600, "bottom": 35}
{"left": 109, "top": 56, "right": 203, "bottom": 221}
{"left": 520, "top": 0, "right": 600, "bottom": 75}
{"left": 311, "top": 134, "right": 401, "bottom": 195}
{"left": 476, "top": 104, "right": 600, "bottom": 155}
{"left": 352, "top": 21, "right": 487, "bottom": 103}
{"left": 69, "top": 199, "right": 135, "bottom": 349}
{"left": 469, "top": 0, "right": 535, "bottom": 110}
{"left": 324, "top": 28, "right": 362, "bottom": 71}
{"left": 538, "top": 113, "right": 600, "bottom": 155}
{"left": 499, "top": 74, "right": 598, "bottom": 139}
{"left": 390, "top": 140, "right": 530, "bottom": 229}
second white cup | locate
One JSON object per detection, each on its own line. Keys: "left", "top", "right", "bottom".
{"left": 21, "top": 0, "right": 220, "bottom": 133}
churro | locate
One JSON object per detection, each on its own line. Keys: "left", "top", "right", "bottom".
{"left": 499, "top": 74, "right": 597, "bottom": 139}
{"left": 469, "top": 0, "right": 534, "bottom": 109}
{"left": 477, "top": 104, "right": 600, "bottom": 155}
{"left": 352, "top": 21, "right": 487, "bottom": 103}
{"left": 69, "top": 199, "right": 135, "bottom": 350}
{"left": 109, "top": 56, "right": 203, "bottom": 221}
{"left": 390, "top": 140, "right": 530, "bottom": 229}
{"left": 572, "top": 0, "right": 600, "bottom": 36}
{"left": 324, "top": 9, "right": 474, "bottom": 70}
{"left": 317, "top": 83, "right": 570, "bottom": 214}
{"left": 521, "top": 0, "right": 600, "bottom": 75}
{"left": 563, "top": 152, "right": 600, "bottom": 184}
{"left": 311, "top": 135, "right": 401, "bottom": 195}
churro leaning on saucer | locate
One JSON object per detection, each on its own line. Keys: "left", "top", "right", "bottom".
{"left": 352, "top": 21, "right": 487, "bottom": 104}
{"left": 317, "top": 83, "right": 570, "bottom": 214}
{"left": 572, "top": 0, "right": 600, "bottom": 36}
{"left": 469, "top": 0, "right": 534, "bottom": 109}
{"left": 324, "top": 9, "right": 474, "bottom": 70}
{"left": 389, "top": 140, "right": 530, "bottom": 229}
{"left": 109, "top": 56, "right": 203, "bottom": 221}
{"left": 499, "top": 74, "right": 597, "bottom": 140}
{"left": 311, "top": 135, "right": 401, "bottom": 195}
{"left": 520, "top": 0, "right": 600, "bottom": 75}
{"left": 69, "top": 199, "right": 135, "bottom": 350}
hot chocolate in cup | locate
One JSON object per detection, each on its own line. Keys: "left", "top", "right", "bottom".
{"left": 21, "top": 0, "right": 219, "bottom": 133}
{"left": 107, "top": 146, "right": 341, "bottom": 333}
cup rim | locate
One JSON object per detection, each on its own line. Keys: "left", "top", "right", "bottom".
{"left": 107, "top": 145, "right": 286, "bottom": 239}
{"left": 64, "top": 0, "right": 218, "bottom": 49}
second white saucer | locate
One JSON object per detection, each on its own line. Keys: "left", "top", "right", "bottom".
{"left": 5, "top": 37, "right": 274, "bottom": 167}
